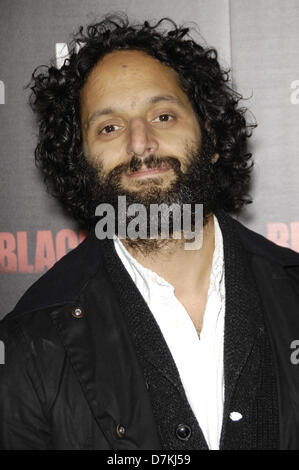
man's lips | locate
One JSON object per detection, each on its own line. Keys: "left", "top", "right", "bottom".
{"left": 126, "top": 164, "right": 172, "bottom": 179}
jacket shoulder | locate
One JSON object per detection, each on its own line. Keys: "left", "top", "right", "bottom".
{"left": 233, "top": 217, "right": 299, "bottom": 267}
{"left": 4, "top": 228, "right": 104, "bottom": 320}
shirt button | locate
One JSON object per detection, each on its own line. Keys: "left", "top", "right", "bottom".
{"left": 176, "top": 424, "right": 192, "bottom": 441}
{"left": 229, "top": 411, "right": 243, "bottom": 421}
{"left": 71, "top": 307, "right": 85, "bottom": 318}
{"left": 116, "top": 424, "right": 126, "bottom": 438}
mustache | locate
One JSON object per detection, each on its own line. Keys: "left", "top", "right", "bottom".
{"left": 106, "top": 154, "right": 182, "bottom": 184}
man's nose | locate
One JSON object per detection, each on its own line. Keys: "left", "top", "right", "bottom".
{"left": 126, "top": 118, "right": 158, "bottom": 157}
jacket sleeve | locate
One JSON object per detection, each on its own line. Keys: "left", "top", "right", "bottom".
{"left": 0, "top": 313, "right": 53, "bottom": 449}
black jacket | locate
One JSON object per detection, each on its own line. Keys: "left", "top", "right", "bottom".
{"left": 1, "top": 210, "right": 299, "bottom": 450}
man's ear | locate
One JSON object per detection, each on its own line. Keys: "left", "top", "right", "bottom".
{"left": 204, "top": 121, "right": 219, "bottom": 164}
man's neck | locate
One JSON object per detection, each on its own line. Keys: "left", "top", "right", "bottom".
{"left": 121, "top": 213, "right": 215, "bottom": 301}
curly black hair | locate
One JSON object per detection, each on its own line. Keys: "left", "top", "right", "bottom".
{"left": 28, "top": 14, "right": 256, "bottom": 229}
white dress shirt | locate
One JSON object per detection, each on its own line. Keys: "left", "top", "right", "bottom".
{"left": 113, "top": 214, "right": 225, "bottom": 449}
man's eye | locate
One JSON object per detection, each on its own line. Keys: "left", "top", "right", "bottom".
{"left": 152, "top": 114, "right": 174, "bottom": 123}
{"left": 99, "top": 124, "right": 120, "bottom": 135}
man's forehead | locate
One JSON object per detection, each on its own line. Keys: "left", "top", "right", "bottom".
{"left": 82, "top": 49, "right": 182, "bottom": 95}
{"left": 80, "top": 49, "right": 191, "bottom": 122}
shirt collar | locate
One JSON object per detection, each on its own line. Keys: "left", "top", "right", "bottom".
{"left": 113, "top": 214, "right": 224, "bottom": 295}
{"left": 208, "top": 214, "right": 225, "bottom": 299}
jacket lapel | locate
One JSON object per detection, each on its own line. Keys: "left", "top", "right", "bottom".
{"left": 215, "top": 210, "right": 266, "bottom": 447}
{"left": 102, "top": 238, "right": 187, "bottom": 395}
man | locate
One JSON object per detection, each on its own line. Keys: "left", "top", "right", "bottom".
{"left": 1, "top": 15, "right": 299, "bottom": 450}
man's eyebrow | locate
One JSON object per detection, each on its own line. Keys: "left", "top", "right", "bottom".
{"left": 85, "top": 95, "right": 184, "bottom": 130}
{"left": 148, "top": 94, "right": 183, "bottom": 106}
{"left": 86, "top": 107, "right": 115, "bottom": 130}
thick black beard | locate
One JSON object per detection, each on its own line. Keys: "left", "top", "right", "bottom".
{"left": 86, "top": 129, "right": 218, "bottom": 255}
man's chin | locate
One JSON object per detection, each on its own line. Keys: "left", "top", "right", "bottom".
{"left": 116, "top": 182, "right": 180, "bottom": 208}
{"left": 120, "top": 169, "right": 176, "bottom": 189}
{"left": 121, "top": 178, "right": 165, "bottom": 190}
{"left": 121, "top": 234, "right": 179, "bottom": 256}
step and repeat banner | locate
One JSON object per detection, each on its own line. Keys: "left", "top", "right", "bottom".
{"left": 0, "top": 0, "right": 298, "bottom": 316}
